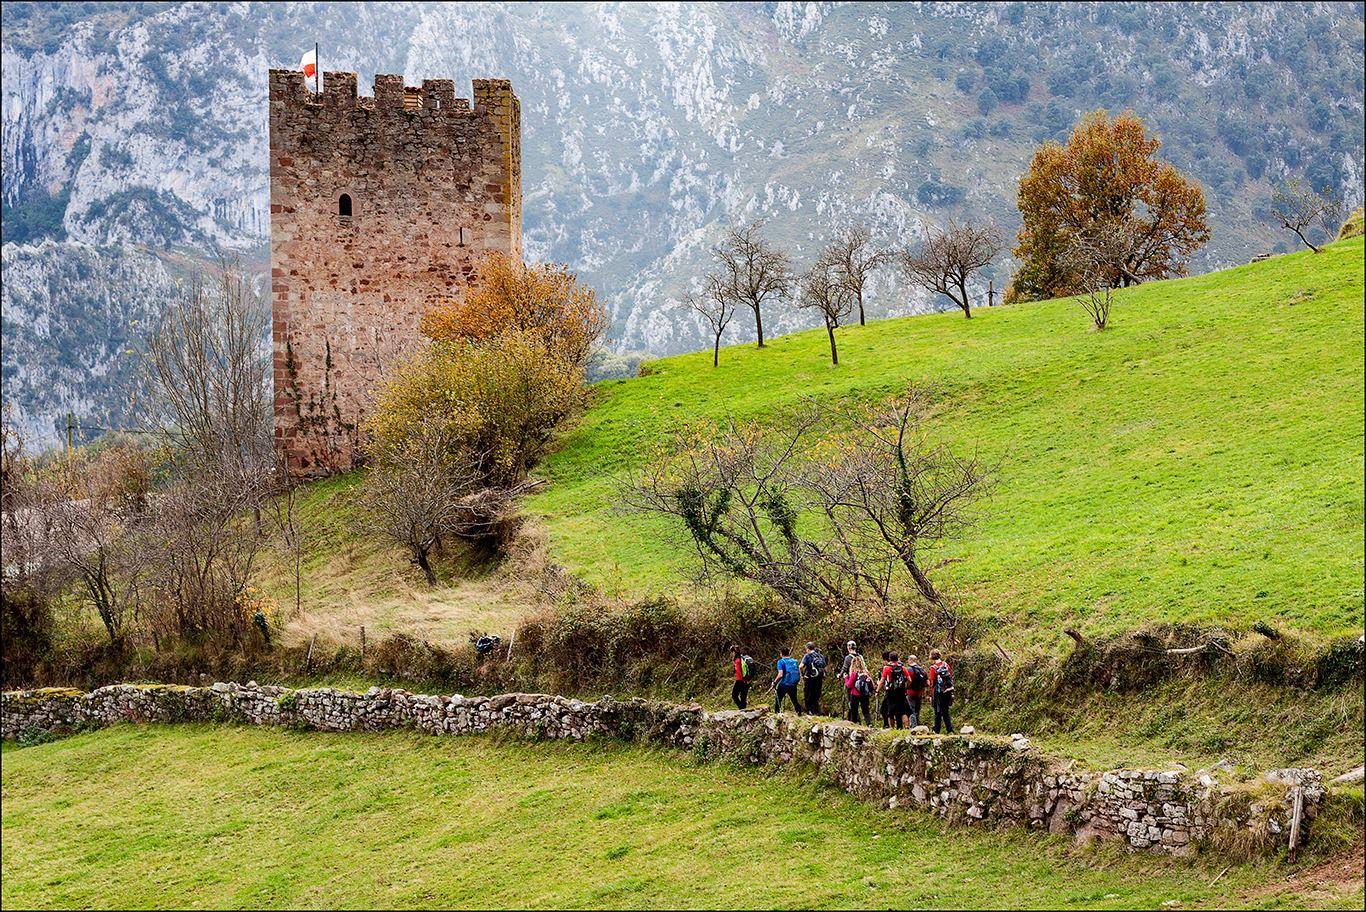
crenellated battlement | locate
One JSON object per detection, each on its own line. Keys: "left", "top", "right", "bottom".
{"left": 268, "top": 69, "right": 522, "bottom": 477}
{"left": 268, "top": 70, "right": 513, "bottom": 118}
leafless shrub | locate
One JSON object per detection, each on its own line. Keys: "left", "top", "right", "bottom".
{"left": 1, "top": 420, "right": 63, "bottom": 680}
{"left": 803, "top": 387, "right": 993, "bottom": 607}
{"left": 43, "top": 447, "right": 155, "bottom": 644}
{"left": 1060, "top": 223, "right": 1140, "bottom": 330}
{"left": 902, "top": 219, "right": 1004, "bottom": 318}
{"left": 359, "top": 419, "right": 543, "bottom": 585}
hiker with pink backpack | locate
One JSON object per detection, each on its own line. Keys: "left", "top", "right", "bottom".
{"left": 844, "top": 654, "right": 874, "bottom": 725}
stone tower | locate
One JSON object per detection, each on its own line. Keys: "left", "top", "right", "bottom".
{"left": 268, "top": 70, "right": 522, "bottom": 475}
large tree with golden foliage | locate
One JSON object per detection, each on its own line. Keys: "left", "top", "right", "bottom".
{"left": 420, "top": 253, "right": 608, "bottom": 369}
{"left": 1010, "top": 110, "right": 1210, "bottom": 302}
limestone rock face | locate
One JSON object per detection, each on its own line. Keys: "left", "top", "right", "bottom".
{"left": 0, "top": 682, "right": 1323, "bottom": 858}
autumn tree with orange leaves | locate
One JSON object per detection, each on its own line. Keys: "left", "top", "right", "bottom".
{"left": 420, "top": 253, "right": 609, "bottom": 369}
{"left": 1010, "top": 110, "right": 1209, "bottom": 302}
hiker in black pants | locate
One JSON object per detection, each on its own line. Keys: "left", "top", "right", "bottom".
{"left": 839, "top": 640, "right": 861, "bottom": 718}
{"left": 929, "top": 649, "right": 955, "bottom": 733}
{"left": 772, "top": 646, "right": 804, "bottom": 714}
{"left": 905, "top": 654, "right": 929, "bottom": 728}
{"left": 877, "top": 650, "right": 892, "bottom": 728}
{"left": 878, "top": 652, "right": 911, "bottom": 729}
{"left": 730, "top": 646, "right": 752, "bottom": 709}
{"left": 844, "top": 654, "right": 873, "bottom": 725}
{"left": 800, "top": 642, "right": 827, "bottom": 716}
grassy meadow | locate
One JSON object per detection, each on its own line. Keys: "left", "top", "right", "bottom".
{"left": 3, "top": 725, "right": 1362, "bottom": 910}
{"left": 529, "top": 238, "right": 1365, "bottom": 646}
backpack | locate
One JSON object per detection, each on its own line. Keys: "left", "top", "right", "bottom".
{"left": 804, "top": 650, "right": 827, "bottom": 678}
{"left": 886, "top": 663, "right": 907, "bottom": 697}
{"left": 934, "top": 663, "right": 954, "bottom": 695}
{"left": 855, "top": 673, "right": 873, "bottom": 698}
{"left": 909, "top": 663, "right": 928, "bottom": 691}
{"left": 740, "top": 655, "right": 758, "bottom": 682}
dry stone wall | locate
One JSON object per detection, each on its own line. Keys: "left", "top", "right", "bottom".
{"left": 268, "top": 70, "right": 521, "bottom": 475}
{"left": 2, "top": 683, "right": 1322, "bottom": 858}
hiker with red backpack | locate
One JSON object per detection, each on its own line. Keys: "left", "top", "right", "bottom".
{"left": 731, "top": 646, "right": 756, "bottom": 709}
{"left": 928, "top": 649, "right": 955, "bottom": 733}
{"left": 877, "top": 652, "right": 911, "bottom": 729}
{"left": 904, "top": 654, "right": 929, "bottom": 728}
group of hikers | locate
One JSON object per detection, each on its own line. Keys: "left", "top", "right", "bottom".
{"left": 730, "top": 640, "right": 956, "bottom": 733}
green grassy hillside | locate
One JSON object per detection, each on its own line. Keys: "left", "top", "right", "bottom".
{"left": 4, "top": 726, "right": 1361, "bottom": 910}
{"left": 531, "top": 238, "right": 1365, "bottom": 645}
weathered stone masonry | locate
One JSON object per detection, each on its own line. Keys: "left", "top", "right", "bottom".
{"left": 2, "top": 684, "right": 1322, "bottom": 857}
{"left": 269, "top": 70, "right": 521, "bottom": 475}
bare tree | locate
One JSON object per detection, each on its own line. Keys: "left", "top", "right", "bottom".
{"left": 359, "top": 422, "right": 480, "bottom": 585}
{"left": 807, "top": 388, "right": 993, "bottom": 606}
{"left": 1267, "top": 180, "right": 1341, "bottom": 253}
{"left": 681, "top": 274, "right": 738, "bottom": 367}
{"left": 44, "top": 448, "right": 153, "bottom": 645}
{"left": 901, "top": 219, "right": 1004, "bottom": 318}
{"left": 621, "top": 409, "right": 852, "bottom": 609}
{"left": 712, "top": 221, "right": 793, "bottom": 348}
{"left": 1, "top": 420, "right": 65, "bottom": 681}
{"left": 360, "top": 420, "right": 542, "bottom": 584}
{"left": 622, "top": 388, "right": 993, "bottom": 615}
{"left": 139, "top": 259, "right": 285, "bottom": 644}
{"left": 1060, "top": 223, "right": 1139, "bottom": 331}
{"left": 267, "top": 482, "right": 304, "bottom": 618}
{"left": 796, "top": 255, "right": 856, "bottom": 365}
{"left": 143, "top": 259, "right": 275, "bottom": 485}
{"left": 826, "top": 225, "right": 888, "bottom": 326}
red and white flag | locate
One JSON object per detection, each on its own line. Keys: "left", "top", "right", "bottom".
{"left": 300, "top": 47, "right": 320, "bottom": 93}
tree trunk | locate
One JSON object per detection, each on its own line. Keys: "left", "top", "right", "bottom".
{"left": 1292, "top": 227, "right": 1320, "bottom": 253}
{"left": 901, "top": 551, "right": 940, "bottom": 603}
{"left": 713, "top": 335, "right": 721, "bottom": 367}
{"left": 826, "top": 323, "right": 839, "bottom": 365}
{"left": 414, "top": 546, "right": 437, "bottom": 586}
{"left": 958, "top": 280, "right": 972, "bottom": 318}
{"left": 753, "top": 303, "right": 766, "bottom": 348}
{"left": 857, "top": 289, "right": 866, "bottom": 326}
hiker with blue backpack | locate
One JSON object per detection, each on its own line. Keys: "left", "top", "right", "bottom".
{"left": 771, "top": 646, "right": 805, "bottom": 715}
{"left": 731, "top": 646, "right": 756, "bottom": 709}
{"left": 928, "top": 649, "right": 955, "bottom": 733}
{"left": 800, "top": 642, "right": 827, "bottom": 715}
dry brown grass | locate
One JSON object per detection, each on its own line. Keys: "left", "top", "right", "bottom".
{"left": 255, "top": 473, "right": 556, "bottom": 648}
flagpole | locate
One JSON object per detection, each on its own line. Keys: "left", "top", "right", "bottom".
{"left": 315, "top": 41, "right": 320, "bottom": 98}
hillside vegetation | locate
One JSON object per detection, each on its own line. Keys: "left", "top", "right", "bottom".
{"left": 4, "top": 726, "right": 1362, "bottom": 910}
{"left": 529, "top": 239, "right": 1365, "bottom": 645}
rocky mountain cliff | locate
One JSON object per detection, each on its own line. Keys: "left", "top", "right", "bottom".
{"left": 3, "top": 1, "right": 1363, "bottom": 447}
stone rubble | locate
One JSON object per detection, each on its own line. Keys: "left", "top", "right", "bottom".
{"left": 1, "top": 682, "right": 1323, "bottom": 858}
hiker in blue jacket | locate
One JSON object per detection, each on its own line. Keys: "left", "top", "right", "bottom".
{"left": 771, "top": 646, "right": 804, "bottom": 715}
